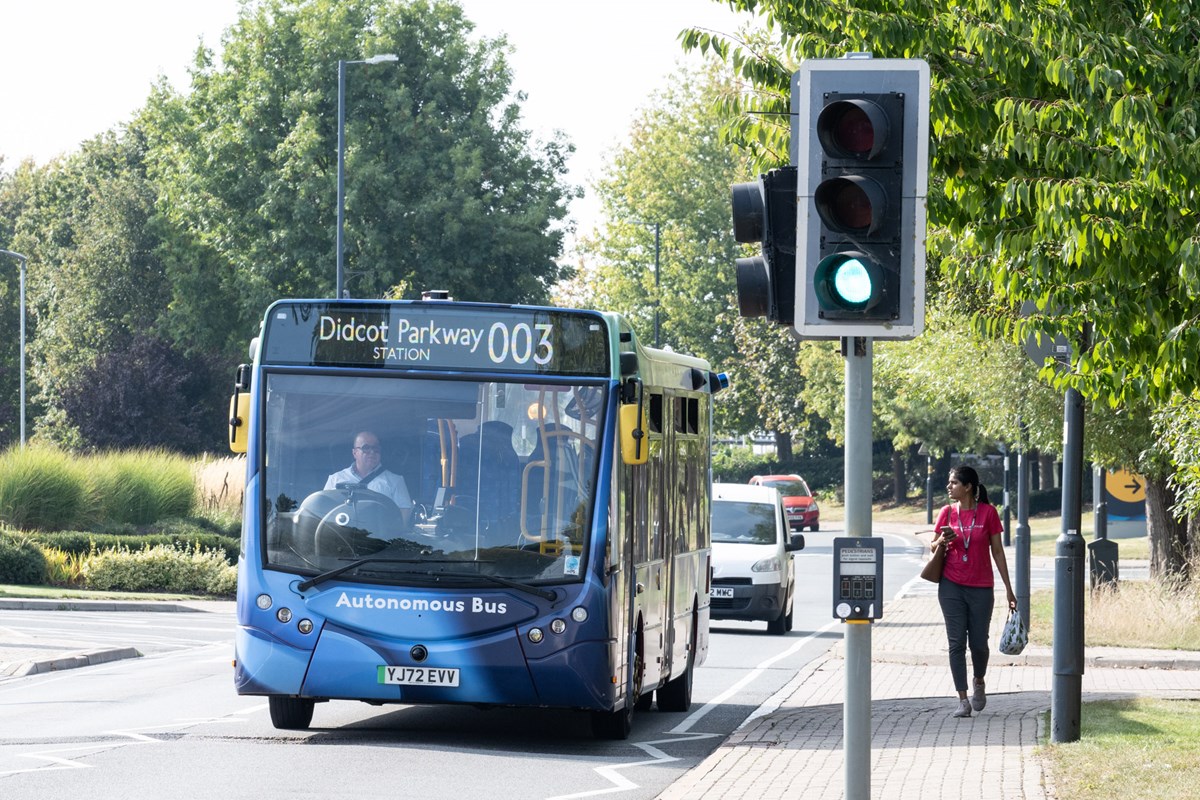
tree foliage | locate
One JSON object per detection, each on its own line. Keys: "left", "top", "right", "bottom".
{"left": 686, "top": 0, "right": 1200, "bottom": 407}
{"left": 58, "top": 334, "right": 226, "bottom": 453}
{"left": 147, "top": 0, "right": 576, "bottom": 332}
{"left": 686, "top": 0, "right": 1200, "bottom": 565}
{"left": 0, "top": 0, "right": 577, "bottom": 453}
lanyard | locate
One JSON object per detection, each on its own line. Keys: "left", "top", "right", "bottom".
{"left": 954, "top": 505, "right": 981, "bottom": 561}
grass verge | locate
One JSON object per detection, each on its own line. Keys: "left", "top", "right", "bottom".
{"left": 1029, "top": 579, "right": 1200, "bottom": 650}
{"left": 1043, "top": 698, "right": 1200, "bottom": 800}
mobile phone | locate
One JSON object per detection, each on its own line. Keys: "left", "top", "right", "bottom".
{"left": 940, "top": 526, "right": 956, "bottom": 540}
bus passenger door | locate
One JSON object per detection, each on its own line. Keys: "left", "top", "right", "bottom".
{"left": 638, "top": 399, "right": 667, "bottom": 692}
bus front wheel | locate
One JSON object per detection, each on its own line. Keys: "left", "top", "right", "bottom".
{"left": 268, "top": 695, "right": 315, "bottom": 730}
{"left": 591, "top": 646, "right": 643, "bottom": 740}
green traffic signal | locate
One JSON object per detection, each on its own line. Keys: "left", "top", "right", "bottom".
{"left": 814, "top": 252, "right": 886, "bottom": 317}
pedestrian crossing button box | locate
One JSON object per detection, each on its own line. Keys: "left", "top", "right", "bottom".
{"left": 833, "top": 537, "right": 884, "bottom": 620}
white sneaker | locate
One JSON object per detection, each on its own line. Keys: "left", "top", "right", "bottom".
{"left": 971, "top": 680, "right": 987, "bottom": 712}
{"left": 953, "top": 698, "right": 972, "bottom": 718}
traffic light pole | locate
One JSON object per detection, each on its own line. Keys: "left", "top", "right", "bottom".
{"left": 843, "top": 336, "right": 872, "bottom": 800}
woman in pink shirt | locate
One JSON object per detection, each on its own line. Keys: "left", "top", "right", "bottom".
{"left": 931, "top": 465, "right": 1017, "bottom": 718}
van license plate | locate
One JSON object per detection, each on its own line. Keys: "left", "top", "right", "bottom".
{"left": 378, "top": 666, "right": 460, "bottom": 686}
{"left": 711, "top": 587, "right": 734, "bottom": 599}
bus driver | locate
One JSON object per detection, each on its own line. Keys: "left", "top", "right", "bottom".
{"left": 325, "top": 431, "right": 413, "bottom": 527}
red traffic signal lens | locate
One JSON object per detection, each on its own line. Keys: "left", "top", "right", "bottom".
{"left": 817, "top": 99, "right": 889, "bottom": 160}
{"left": 814, "top": 176, "right": 886, "bottom": 234}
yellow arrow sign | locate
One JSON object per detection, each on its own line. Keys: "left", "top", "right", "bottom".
{"left": 1106, "top": 469, "right": 1145, "bottom": 504}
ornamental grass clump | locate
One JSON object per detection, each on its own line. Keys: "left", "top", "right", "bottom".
{"left": 87, "top": 450, "right": 195, "bottom": 525}
{"left": 0, "top": 446, "right": 88, "bottom": 531}
{"left": 41, "top": 546, "right": 88, "bottom": 587}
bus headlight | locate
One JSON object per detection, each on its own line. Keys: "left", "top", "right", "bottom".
{"left": 550, "top": 619, "right": 567, "bottom": 635}
{"left": 297, "top": 619, "right": 314, "bottom": 634}
{"left": 256, "top": 594, "right": 273, "bottom": 610}
{"left": 571, "top": 607, "right": 588, "bottom": 623}
{"left": 528, "top": 628, "right": 545, "bottom": 643}
{"left": 276, "top": 607, "right": 293, "bottom": 623}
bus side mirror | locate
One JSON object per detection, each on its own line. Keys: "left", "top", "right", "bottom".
{"left": 619, "top": 378, "right": 647, "bottom": 465}
{"left": 228, "top": 364, "right": 251, "bottom": 454}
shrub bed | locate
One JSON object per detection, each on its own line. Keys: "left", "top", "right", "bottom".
{"left": 0, "top": 532, "right": 46, "bottom": 584}
{"left": 82, "top": 543, "right": 236, "bottom": 595}
{"left": 30, "top": 530, "right": 239, "bottom": 565}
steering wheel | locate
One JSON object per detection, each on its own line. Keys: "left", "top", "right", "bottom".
{"left": 296, "top": 488, "right": 403, "bottom": 559}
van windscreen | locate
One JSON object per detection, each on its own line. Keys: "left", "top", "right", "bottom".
{"left": 712, "top": 501, "right": 777, "bottom": 544}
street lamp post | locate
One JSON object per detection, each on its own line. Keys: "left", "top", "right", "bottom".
{"left": 652, "top": 222, "right": 660, "bottom": 347}
{"left": 336, "top": 53, "right": 399, "bottom": 299}
{"left": 0, "top": 249, "right": 26, "bottom": 447}
{"left": 634, "top": 221, "right": 662, "bottom": 346}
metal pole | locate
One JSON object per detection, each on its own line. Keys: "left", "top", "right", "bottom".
{"left": 1003, "top": 444, "right": 1012, "bottom": 546}
{"left": 335, "top": 59, "right": 347, "bottom": 299}
{"left": 842, "top": 336, "right": 872, "bottom": 800}
{"left": 1015, "top": 444, "right": 1031, "bottom": 632}
{"left": 653, "top": 223, "right": 661, "bottom": 347}
{"left": 1052, "top": 385, "right": 1086, "bottom": 743}
{"left": 925, "top": 453, "right": 934, "bottom": 525}
{"left": 1093, "top": 467, "right": 1107, "bottom": 540}
{"left": 0, "top": 249, "right": 25, "bottom": 447}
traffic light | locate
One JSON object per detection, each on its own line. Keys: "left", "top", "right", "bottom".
{"left": 793, "top": 58, "right": 930, "bottom": 339}
{"left": 731, "top": 166, "right": 797, "bottom": 325}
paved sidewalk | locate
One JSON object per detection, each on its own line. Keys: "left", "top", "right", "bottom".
{"left": 659, "top": 556, "right": 1200, "bottom": 800}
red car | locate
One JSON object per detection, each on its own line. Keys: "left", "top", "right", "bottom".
{"left": 748, "top": 474, "right": 820, "bottom": 531}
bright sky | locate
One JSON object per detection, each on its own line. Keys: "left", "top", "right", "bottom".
{"left": 0, "top": 0, "right": 754, "bottom": 236}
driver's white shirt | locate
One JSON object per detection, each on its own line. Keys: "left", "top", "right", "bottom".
{"left": 324, "top": 467, "right": 413, "bottom": 509}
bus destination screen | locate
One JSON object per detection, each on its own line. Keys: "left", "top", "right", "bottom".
{"left": 261, "top": 302, "right": 611, "bottom": 376}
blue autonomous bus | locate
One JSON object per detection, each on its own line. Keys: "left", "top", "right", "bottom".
{"left": 228, "top": 296, "right": 725, "bottom": 738}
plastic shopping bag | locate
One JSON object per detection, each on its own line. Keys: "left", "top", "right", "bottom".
{"left": 998, "top": 609, "right": 1028, "bottom": 656}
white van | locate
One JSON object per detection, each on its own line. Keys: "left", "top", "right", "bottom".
{"left": 710, "top": 482, "right": 805, "bottom": 635}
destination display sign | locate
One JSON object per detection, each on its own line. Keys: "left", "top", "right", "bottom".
{"left": 260, "top": 301, "right": 611, "bottom": 376}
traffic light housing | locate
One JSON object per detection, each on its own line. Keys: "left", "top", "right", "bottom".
{"left": 731, "top": 166, "right": 797, "bottom": 325}
{"left": 793, "top": 58, "right": 929, "bottom": 339}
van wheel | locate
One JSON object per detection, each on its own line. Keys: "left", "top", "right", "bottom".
{"left": 767, "top": 610, "right": 788, "bottom": 635}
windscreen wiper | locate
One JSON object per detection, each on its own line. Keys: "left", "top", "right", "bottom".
{"left": 422, "top": 570, "right": 557, "bottom": 601}
{"left": 297, "top": 557, "right": 456, "bottom": 591}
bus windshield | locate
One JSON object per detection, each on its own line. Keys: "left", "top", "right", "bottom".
{"left": 260, "top": 372, "right": 604, "bottom": 586}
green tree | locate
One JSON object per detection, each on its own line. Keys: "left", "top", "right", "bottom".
{"left": 584, "top": 68, "right": 742, "bottom": 361}
{"left": 0, "top": 161, "right": 37, "bottom": 446}
{"left": 687, "top": 0, "right": 1200, "bottom": 570}
{"left": 580, "top": 62, "right": 837, "bottom": 453}
{"left": 3, "top": 131, "right": 185, "bottom": 448}
{"left": 146, "top": 0, "right": 577, "bottom": 357}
